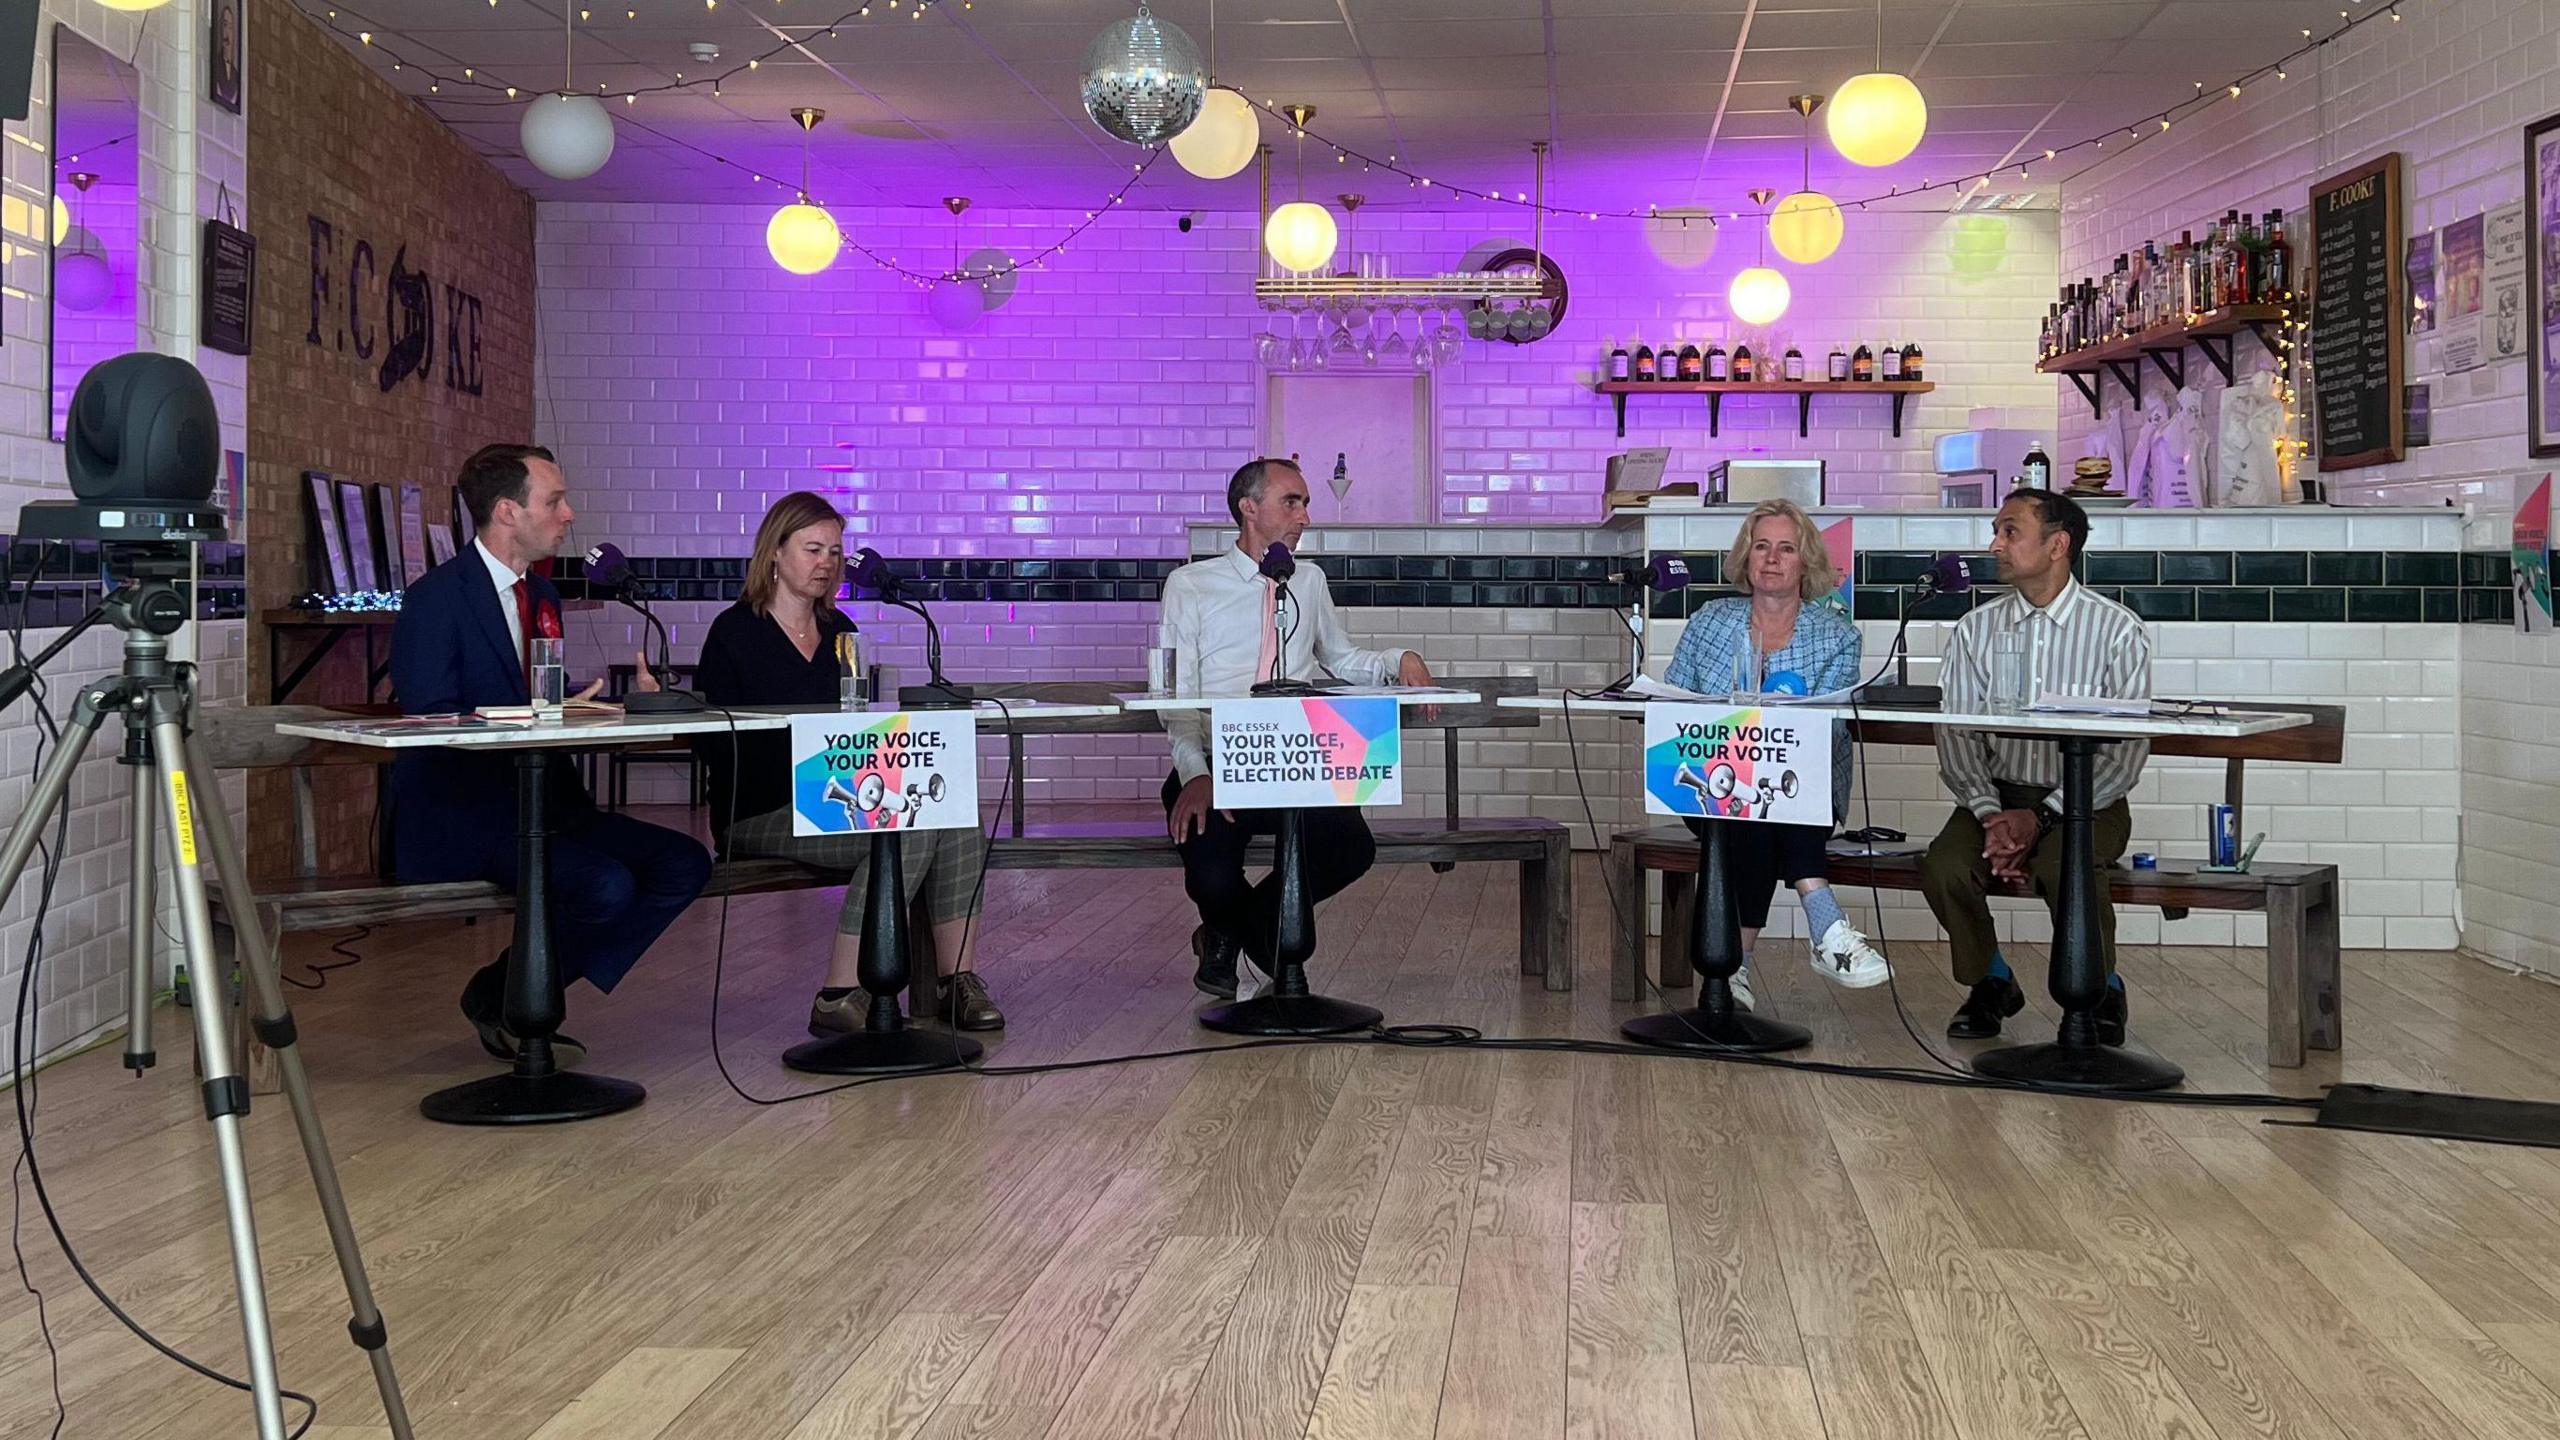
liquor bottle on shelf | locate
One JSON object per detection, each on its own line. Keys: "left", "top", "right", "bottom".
{"left": 1734, "top": 344, "right": 1757, "bottom": 382}
{"left": 1880, "top": 340, "right": 1903, "bottom": 381}
{"left": 1677, "top": 337, "right": 1704, "bottom": 381}
{"left": 1633, "top": 335, "right": 1656, "bottom": 381}
{"left": 1783, "top": 344, "right": 1806, "bottom": 381}
{"left": 2039, "top": 306, "right": 2057, "bottom": 360}
{"left": 1851, "top": 341, "right": 1874, "bottom": 381}
{"left": 1900, "top": 339, "right": 1923, "bottom": 382}
{"left": 2176, "top": 231, "right": 2201, "bottom": 318}
{"left": 2261, "top": 209, "right": 2289, "bottom": 301}
{"left": 2216, "top": 211, "right": 2244, "bottom": 308}
{"left": 2238, "top": 212, "right": 2264, "bottom": 305}
{"left": 1827, "top": 343, "right": 1850, "bottom": 381}
{"left": 2139, "top": 243, "right": 2162, "bottom": 329}
{"left": 1705, "top": 337, "right": 1729, "bottom": 381}
{"left": 1608, "top": 335, "right": 1629, "bottom": 382}
{"left": 2021, "top": 442, "right": 2053, "bottom": 490}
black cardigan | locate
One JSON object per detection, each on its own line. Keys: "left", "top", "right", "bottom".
{"left": 691, "top": 600, "right": 857, "bottom": 849}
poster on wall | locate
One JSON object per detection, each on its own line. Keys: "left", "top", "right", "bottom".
{"left": 2406, "top": 231, "right": 2436, "bottom": 334}
{"left": 2518, "top": 475, "right": 2553, "bottom": 635}
{"left": 209, "top": 0, "right": 241, "bottom": 114}
{"left": 200, "top": 219, "right": 254, "bottom": 356}
{"left": 2308, "top": 153, "right": 2406, "bottom": 471}
{"left": 2443, "top": 213, "right": 2486, "bottom": 372}
{"left": 2487, "top": 202, "right": 2529, "bottom": 364}
{"left": 2528, "top": 112, "right": 2560, "bottom": 456}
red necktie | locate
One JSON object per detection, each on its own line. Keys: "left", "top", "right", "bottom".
{"left": 513, "top": 579, "right": 534, "bottom": 690}
{"left": 1254, "top": 578, "right": 1279, "bottom": 686}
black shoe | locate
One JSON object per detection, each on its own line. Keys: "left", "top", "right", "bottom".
{"left": 1946, "top": 976, "right": 2025, "bottom": 1040}
{"left": 1191, "top": 925, "right": 1239, "bottom": 999}
{"left": 460, "top": 952, "right": 586, "bottom": 1066}
{"left": 2095, "top": 982, "right": 2127, "bottom": 1046}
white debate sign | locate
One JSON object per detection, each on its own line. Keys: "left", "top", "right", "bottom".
{"left": 1641, "top": 701, "right": 1833, "bottom": 823}
{"left": 788, "top": 710, "right": 981, "bottom": 836}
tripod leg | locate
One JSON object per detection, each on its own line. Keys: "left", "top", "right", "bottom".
{"left": 147, "top": 711, "right": 289, "bottom": 1440}
{"left": 123, "top": 744, "right": 158, "bottom": 1073}
{"left": 180, "top": 723, "right": 416, "bottom": 1438}
{"left": 0, "top": 686, "right": 111, "bottom": 916}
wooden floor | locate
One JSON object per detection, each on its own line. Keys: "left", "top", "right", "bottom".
{"left": 12, "top": 851, "right": 2560, "bottom": 1439}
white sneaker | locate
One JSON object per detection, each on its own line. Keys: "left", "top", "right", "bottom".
{"left": 1812, "top": 919, "right": 1891, "bottom": 989}
{"left": 1236, "top": 953, "right": 1274, "bottom": 1002}
{"left": 1724, "top": 965, "right": 1755, "bottom": 1011}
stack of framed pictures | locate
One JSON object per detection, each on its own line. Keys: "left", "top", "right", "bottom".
{"left": 306, "top": 472, "right": 445, "bottom": 593}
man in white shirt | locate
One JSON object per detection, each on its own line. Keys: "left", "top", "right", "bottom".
{"left": 1922, "top": 489, "right": 2152, "bottom": 1044}
{"left": 1158, "top": 458, "right": 1434, "bottom": 998}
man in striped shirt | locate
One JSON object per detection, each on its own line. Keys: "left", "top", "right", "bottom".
{"left": 1922, "top": 489, "right": 2152, "bottom": 1044}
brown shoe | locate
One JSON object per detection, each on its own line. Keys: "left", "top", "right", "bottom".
{"left": 938, "top": 972, "right": 1005, "bottom": 1031}
{"left": 808, "top": 989, "right": 869, "bottom": 1037}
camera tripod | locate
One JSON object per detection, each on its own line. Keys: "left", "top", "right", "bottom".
{"left": 0, "top": 579, "right": 413, "bottom": 1439}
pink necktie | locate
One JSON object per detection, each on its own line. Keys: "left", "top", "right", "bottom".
{"left": 1253, "top": 578, "right": 1280, "bottom": 686}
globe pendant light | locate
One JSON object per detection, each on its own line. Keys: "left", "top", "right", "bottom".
{"left": 521, "top": 7, "right": 616, "bottom": 180}
{"left": 54, "top": 172, "right": 110, "bottom": 313}
{"left": 1828, "top": 0, "right": 1927, "bottom": 169}
{"left": 1769, "top": 94, "right": 1844, "bottom": 265}
{"left": 1081, "top": 0, "right": 1207, "bottom": 146}
{"left": 1173, "top": 88, "right": 1259, "bottom": 180}
{"left": 1171, "top": 3, "right": 1258, "bottom": 180}
{"left": 1729, "top": 189, "right": 1792, "bottom": 327}
{"left": 93, "top": 0, "right": 172, "bottom": 10}
{"left": 766, "top": 108, "right": 843, "bottom": 276}
{"left": 927, "top": 197, "right": 989, "bottom": 332}
{"left": 1262, "top": 104, "right": 1337, "bottom": 274}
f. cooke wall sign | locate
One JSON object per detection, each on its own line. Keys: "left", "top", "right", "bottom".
{"left": 303, "top": 212, "right": 490, "bottom": 398}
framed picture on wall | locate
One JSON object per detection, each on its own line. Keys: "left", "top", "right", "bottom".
{"left": 370, "top": 485, "right": 405, "bottom": 588}
{"left": 306, "top": 471, "right": 352, "bottom": 593}
{"left": 426, "top": 522, "right": 457, "bottom": 567}
{"left": 2528, "top": 110, "right": 2560, "bottom": 455}
{"left": 337, "top": 479, "right": 379, "bottom": 591}
{"left": 209, "top": 0, "right": 242, "bottom": 115}
{"left": 397, "top": 483, "right": 430, "bottom": 584}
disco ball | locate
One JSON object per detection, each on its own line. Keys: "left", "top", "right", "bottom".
{"left": 1080, "top": 2, "right": 1206, "bottom": 146}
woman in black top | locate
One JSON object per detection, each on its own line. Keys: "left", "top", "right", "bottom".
{"left": 688, "top": 491, "right": 1000, "bottom": 1032}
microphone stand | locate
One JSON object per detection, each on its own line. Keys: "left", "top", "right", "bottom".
{"left": 877, "top": 589, "right": 972, "bottom": 709}
{"left": 1249, "top": 580, "right": 1321, "bottom": 696}
{"left": 608, "top": 587, "right": 704, "bottom": 715}
{"left": 1852, "top": 577, "right": 1948, "bottom": 709}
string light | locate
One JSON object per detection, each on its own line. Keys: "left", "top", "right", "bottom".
{"left": 305, "top": 0, "right": 2401, "bottom": 226}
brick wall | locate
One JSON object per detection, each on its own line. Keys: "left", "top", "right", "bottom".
{"left": 1, "top": 0, "right": 249, "bottom": 1073}
{"left": 243, "top": 0, "right": 536, "bottom": 879}
{"left": 2058, "top": 0, "right": 2560, "bottom": 974}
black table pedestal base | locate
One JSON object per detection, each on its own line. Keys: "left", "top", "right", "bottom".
{"left": 419, "top": 1070, "right": 646, "bottom": 1126}
{"left": 1971, "top": 1039, "right": 2184, "bottom": 1091}
{"left": 783, "top": 1027, "right": 982, "bottom": 1075}
{"left": 1621, "top": 976, "right": 1810, "bottom": 1052}
{"left": 1197, "top": 993, "right": 1382, "bottom": 1036}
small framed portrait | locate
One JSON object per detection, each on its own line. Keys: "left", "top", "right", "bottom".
{"left": 209, "top": 0, "right": 242, "bottom": 115}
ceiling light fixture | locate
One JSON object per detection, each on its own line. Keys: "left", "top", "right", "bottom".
{"left": 1828, "top": 0, "right": 1927, "bottom": 168}
{"left": 1729, "top": 189, "right": 1792, "bottom": 325}
{"left": 1263, "top": 103, "right": 1337, "bottom": 273}
{"left": 520, "top": 3, "right": 616, "bottom": 179}
{"left": 1769, "top": 94, "right": 1844, "bottom": 264}
{"left": 765, "top": 107, "right": 843, "bottom": 275}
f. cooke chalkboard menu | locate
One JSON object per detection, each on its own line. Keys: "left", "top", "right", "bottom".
{"left": 2308, "top": 152, "right": 2405, "bottom": 470}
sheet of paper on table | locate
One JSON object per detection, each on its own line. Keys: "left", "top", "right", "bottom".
{"left": 1616, "top": 674, "right": 1856, "bottom": 705}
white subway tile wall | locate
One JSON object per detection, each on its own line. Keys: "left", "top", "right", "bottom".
{"left": 2059, "top": 0, "right": 2560, "bottom": 975}
{"left": 0, "top": 1, "right": 250, "bottom": 1073}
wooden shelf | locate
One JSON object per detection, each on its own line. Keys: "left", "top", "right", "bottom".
{"left": 1594, "top": 379, "right": 1936, "bottom": 439}
{"left": 2035, "top": 303, "right": 2288, "bottom": 417}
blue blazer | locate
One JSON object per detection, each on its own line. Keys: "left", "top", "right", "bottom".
{"left": 388, "top": 551, "right": 593, "bottom": 882}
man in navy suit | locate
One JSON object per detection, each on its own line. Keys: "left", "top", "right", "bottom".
{"left": 390, "top": 443, "right": 712, "bottom": 1062}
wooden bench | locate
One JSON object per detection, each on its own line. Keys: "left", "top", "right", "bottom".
{"left": 195, "top": 681, "right": 1570, "bottom": 1085}
{"left": 1605, "top": 701, "right": 2350, "bottom": 1068}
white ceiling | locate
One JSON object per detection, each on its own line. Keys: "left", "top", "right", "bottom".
{"left": 306, "top": 0, "right": 2351, "bottom": 213}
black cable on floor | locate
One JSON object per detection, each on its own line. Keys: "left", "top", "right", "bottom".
{"left": 282, "top": 925, "right": 373, "bottom": 991}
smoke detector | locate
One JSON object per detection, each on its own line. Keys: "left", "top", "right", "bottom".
{"left": 687, "top": 42, "right": 720, "bottom": 63}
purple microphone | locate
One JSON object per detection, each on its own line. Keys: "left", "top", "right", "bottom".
{"left": 1913, "top": 553, "right": 1972, "bottom": 600}
{"left": 1258, "top": 541, "right": 1297, "bottom": 583}
{"left": 581, "top": 541, "right": 637, "bottom": 596}
{"left": 1610, "top": 554, "right": 1691, "bottom": 591}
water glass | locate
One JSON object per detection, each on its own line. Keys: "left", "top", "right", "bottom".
{"left": 1730, "top": 636, "right": 1764, "bottom": 699}
{"left": 528, "top": 638, "right": 565, "bottom": 713}
{"left": 836, "top": 631, "right": 868, "bottom": 709}
{"left": 1147, "top": 645, "right": 1181, "bottom": 696}
{"left": 1988, "top": 630, "right": 2031, "bottom": 714}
